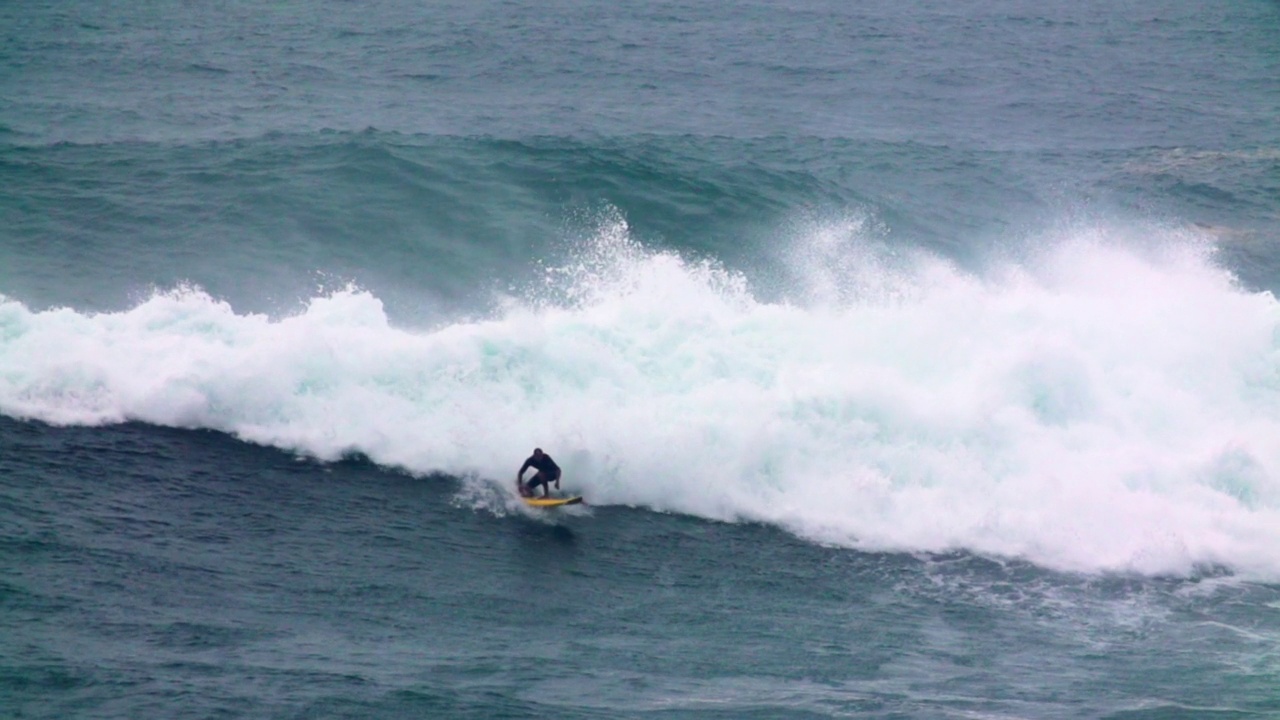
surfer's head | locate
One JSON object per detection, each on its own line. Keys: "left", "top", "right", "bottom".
{"left": 533, "top": 448, "right": 543, "bottom": 457}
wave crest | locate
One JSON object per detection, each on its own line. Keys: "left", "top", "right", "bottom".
{"left": 3, "top": 217, "right": 1279, "bottom": 578}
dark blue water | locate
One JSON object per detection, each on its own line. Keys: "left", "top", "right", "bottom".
{"left": 4, "top": 1, "right": 1280, "bottom": 717}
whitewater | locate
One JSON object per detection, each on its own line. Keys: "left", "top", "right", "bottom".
{"left": 5, "top": 213, "right": 1279, "bottom": 579}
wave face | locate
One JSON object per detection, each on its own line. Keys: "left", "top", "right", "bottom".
{"left": 4, "top": 212, "right": 1279, "bottom": 578}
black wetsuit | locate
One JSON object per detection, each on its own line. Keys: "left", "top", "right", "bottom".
{"left": 520, "top": 453, "right": 561, "bottom": 491}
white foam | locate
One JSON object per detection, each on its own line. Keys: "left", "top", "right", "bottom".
{"left": 3, "top": 217, "right": 1280, "bottom": 578}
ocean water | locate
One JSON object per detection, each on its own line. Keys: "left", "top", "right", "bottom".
{"left": 4, "top": 1, "right": 1280, "bottom": 717}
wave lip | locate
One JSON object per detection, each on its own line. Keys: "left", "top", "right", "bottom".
{"left": 3, "top": 220, "right": 1280, "bottom": 579}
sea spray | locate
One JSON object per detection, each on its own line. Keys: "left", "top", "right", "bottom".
{"left": 2, "top": 217, "right": 1279, "bottom": 577}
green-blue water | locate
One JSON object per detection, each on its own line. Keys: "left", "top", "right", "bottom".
{"left": 4, "top": 1, "right": 1280, "bottom": 717}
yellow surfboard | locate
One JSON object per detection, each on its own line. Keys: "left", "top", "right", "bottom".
{"left": 522, "top": 495, "right": 583, "bottom": 508}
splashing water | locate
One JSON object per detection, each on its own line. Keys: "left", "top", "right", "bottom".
{"left": 3, "top": 215, "right": 1280, "bottom": 577}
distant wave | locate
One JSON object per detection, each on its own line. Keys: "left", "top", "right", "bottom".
{"left": 185, "top": 63, "right": 231, "bottom": 75}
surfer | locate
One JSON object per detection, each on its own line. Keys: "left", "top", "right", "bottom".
{"left": 517, "top": 448, "right": 561, "bottom": 498}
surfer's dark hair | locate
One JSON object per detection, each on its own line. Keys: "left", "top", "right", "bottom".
{"left": 533, "top": 447, "right": 543, "bottom": 454}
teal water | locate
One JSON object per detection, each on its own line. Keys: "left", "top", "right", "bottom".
{"left": 4, "top": 1, "right": 1280, "bottom": 717}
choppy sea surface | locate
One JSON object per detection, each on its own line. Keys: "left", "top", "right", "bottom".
{"left": 4, "top": 1, "right": 1280, "bottom": 717}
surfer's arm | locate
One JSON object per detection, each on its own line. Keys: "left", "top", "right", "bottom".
{"left": 515, "top": 460, "right": 529, "bottom": 495}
